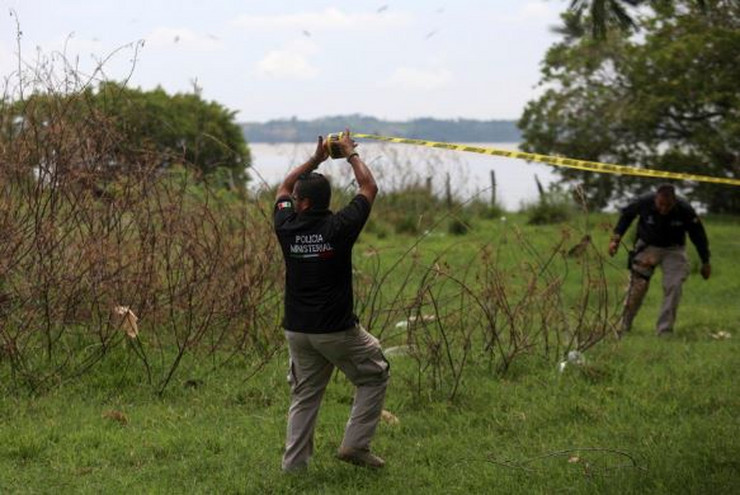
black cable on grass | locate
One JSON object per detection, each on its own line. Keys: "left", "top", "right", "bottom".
{"left": 485, "top": 447, "right": 648, "bottom": 476}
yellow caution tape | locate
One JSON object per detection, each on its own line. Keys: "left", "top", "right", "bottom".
{"left": 353, "top": 133, "right": 740, "bottom": 187}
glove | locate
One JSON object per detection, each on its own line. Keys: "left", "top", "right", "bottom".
{"left": 700, "top": 263, "right": 711, "bottom": 280}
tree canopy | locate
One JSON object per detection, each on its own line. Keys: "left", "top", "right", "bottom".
{"left": 6, "top": 82, "right": 251, "bottom": 190}
{"left": 566, "top": 0, "right": 710, "bottom": 39}
{"left": 520, "top": 0, "right": 740, "bottom": 212}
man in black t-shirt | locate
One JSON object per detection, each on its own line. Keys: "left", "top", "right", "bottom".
{"left": 608, "top": 184, "right": 711, "bottom": 337}
{"left": 274, "top": 129, "right": 389, "bottom": 472}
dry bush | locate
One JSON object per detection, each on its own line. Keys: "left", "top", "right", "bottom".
{"left": 354, "top": 223, "right": 621, "bottom": 402}
{"left": 0, "top": 41, "right": 621, "bottom": 400}
{"left": 0, "top": 52, "right": 284, "bottom": 394}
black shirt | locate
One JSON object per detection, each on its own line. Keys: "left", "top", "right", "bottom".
{"left": 274, "top": 194, "right": 371, "bottom": 333}
{"left": 614, "top": 193, "right": 710, "bottom": 263}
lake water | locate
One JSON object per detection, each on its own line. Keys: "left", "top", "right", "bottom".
{"left": 248, "top": 141, "right": 557, "bottom": 211}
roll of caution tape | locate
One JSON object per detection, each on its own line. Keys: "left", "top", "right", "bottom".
{"left": 353, "top": 133, "right": 740, "bottom": 187}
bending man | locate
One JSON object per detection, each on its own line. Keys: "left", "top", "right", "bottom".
{"left": 608, "top": 184, "right": 711, "bottom": 337}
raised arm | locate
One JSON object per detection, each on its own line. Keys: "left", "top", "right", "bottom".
{"left": 275, "top": 136, "right": 329, "bottom": 200}
{"left": 336, "top": 129, "right": 378, "bottom": 204}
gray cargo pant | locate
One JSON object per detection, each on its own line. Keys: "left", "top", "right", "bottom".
{"left": 282, "top": 325, "right": 389, "bottom": 471}
{"left": 621, "top": 241, "right": 690, "bottom": 335}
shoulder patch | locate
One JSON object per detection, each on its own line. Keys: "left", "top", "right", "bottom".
{"left": 277, "top": 201, "right": 293, "bottom": 210}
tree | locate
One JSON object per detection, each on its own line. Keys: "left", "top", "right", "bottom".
{"left": 567, "top": 0, "right": 641, "bottom": 38}
{"left": 520, "top": 1, "right": 740, "bottom": 212}
{"left": 7, "top": 82, "right": 251, "bottom": 191}
{"left": 566, "top": 0, "right": 709, "bottom": 38}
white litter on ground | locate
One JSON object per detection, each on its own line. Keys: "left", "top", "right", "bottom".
{"left": 112, "top": 306, "right": 139, "bottom": 339}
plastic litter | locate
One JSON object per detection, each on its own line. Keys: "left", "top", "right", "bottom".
{"left": 558, "top": 350, "right": 585, "bottom": 372}
{"left": 384, "top": 345, "right": 416, "bottom": 357}
{"left": 112, "top": 306, "right": 139, "bottom": 339}
{"left": 381, "top": 409, "right": 400, "bottom": 426}
{"left": 710, "top": 331, "right": 731, "bottom": 340}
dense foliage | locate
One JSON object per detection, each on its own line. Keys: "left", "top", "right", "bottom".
{"left": 567, "top": 0, "right": 710, "bottom": 38}
{"left": 3, "top": 82, "right": 251, "bottom": 190}
{"left": 521, "top": 1, "right": 740, "bottom": 212}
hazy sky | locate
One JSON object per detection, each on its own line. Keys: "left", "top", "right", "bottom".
{"left": 0, "top": 0, "right": 565, "bottom": 122}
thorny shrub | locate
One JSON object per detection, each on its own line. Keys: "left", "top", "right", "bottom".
{"left": 0, "top": 58, "right": 283, "bottom": 394}
{"left": 0, "top": 47, "right": 622, "bottom": 398}
{"left": 353, "top": 218, "right": 621, "bottom": 402}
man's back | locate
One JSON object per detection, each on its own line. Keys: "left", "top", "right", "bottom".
{"left": 274, "top": 194, "right": 371, "bottom": 333}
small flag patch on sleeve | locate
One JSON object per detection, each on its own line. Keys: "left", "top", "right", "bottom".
{"left": 277, "top": 201, "right": 293, "bottom": 210}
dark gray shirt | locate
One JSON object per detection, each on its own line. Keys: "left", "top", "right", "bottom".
{"left": 614, "top": 193, "right": 710, "bottom": 263}
{"left": 274, "top": 195, "right": 371, "bottom": 333}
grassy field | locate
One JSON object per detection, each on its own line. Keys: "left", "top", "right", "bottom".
{"left": 1, "top": 213, "right": 739, "bottom": 494}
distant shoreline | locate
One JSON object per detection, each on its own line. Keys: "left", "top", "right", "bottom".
{"left": 241, "top": 114, "right": 520, "bottom": 144}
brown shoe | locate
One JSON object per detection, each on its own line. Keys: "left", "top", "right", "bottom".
{"left": 337, "top": 448, "right": 385, "bottom": 468}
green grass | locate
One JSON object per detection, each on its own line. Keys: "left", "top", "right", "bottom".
{"left": 1, "top": 335, "right": 737, "bottom": 494}
{"left": 1, "top": 213, "right": 739, "bottom": 494}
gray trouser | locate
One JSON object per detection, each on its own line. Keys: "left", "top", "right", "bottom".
{"left": 622, "top": 243, "right": 689, "bottom": 334}
{"left": 282, "top": 325, "right": 389, "bottom": 471}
